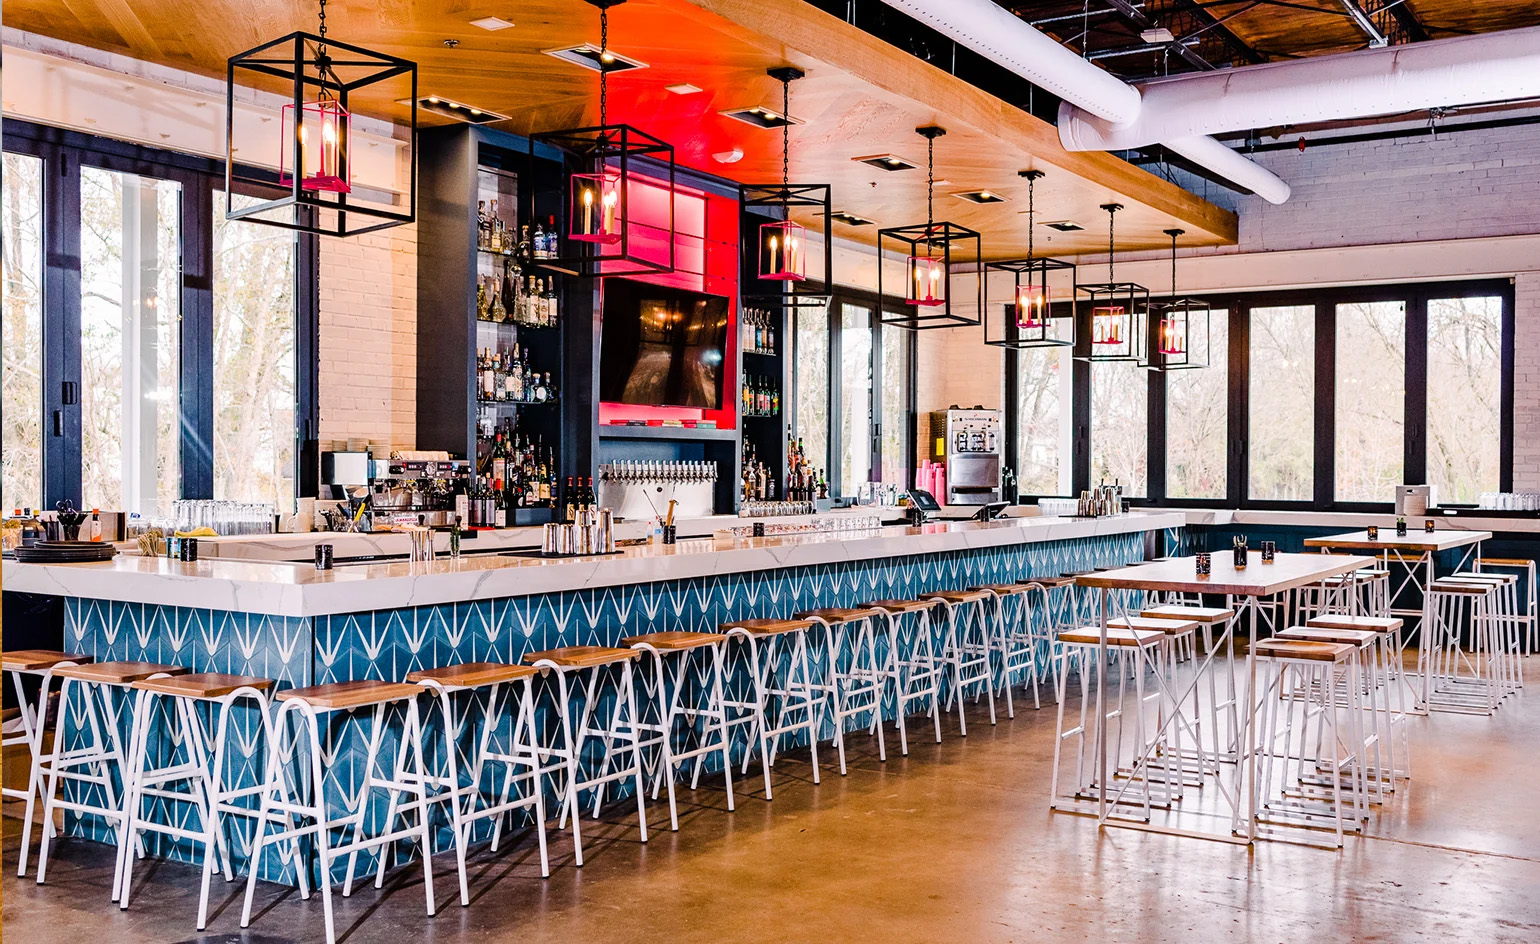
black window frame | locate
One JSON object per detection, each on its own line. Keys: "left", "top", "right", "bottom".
{"left": 3, "top": 118, "right": 320, "bottom": 510}
{"left": 792, "top": 285, "right": 917, "bottom": 498}
{"left": 1002, "top": 277, "right": 1515, "bottom": 511}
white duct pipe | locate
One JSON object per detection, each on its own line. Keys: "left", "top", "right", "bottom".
{"left": 876, "top": 0, "right": 1291, "bottom": 203}
{"left": 1059, "top": 26, "right": 1540, "bottom": 151}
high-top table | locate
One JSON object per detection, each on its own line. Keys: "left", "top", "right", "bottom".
{"left": 1077, "top": 551, "right": 1374, "bottom": 844}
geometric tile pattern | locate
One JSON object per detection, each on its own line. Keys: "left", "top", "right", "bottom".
{"left": 61, "top": 531, "right": 1145, "bottom": 884}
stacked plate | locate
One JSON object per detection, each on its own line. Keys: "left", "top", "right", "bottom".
{"left": 12, "top": 541, "right": 118, "bottom": 563}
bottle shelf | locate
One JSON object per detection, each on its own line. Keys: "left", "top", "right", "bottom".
{"left": 741, "top": 347, "right": 778, "bottom": 357}
{"left": 477, "top": 317, "right": 558, "bottom": 330}
{"left": 478, "top": 397, "right": 559, "bottom": 407}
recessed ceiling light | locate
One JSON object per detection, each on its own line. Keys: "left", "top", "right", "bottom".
{"left": 831, "top": 210, "right": 876, "bottom": 226}
{"left": 399, "top": 96, "right": 508, "bottom": 125}
{"left": 666, "top": 82, "right": 703, "bottom": 95}
{"left": 952, "top": 190, "right": 1008, "bottom": 204}
{"left": 470, "top": 15, "right": 515, "bottom": 31}
{"left": 1040, "top": 220, "right": 1085, "bottom": 232}
{"left": 721, "top": 106, "right": 803, "bottom": 129}
{"left": 544, "top": 43, "right": 647, "bottom": 73}
{"left": 852, "top": 153, "right": 918, "bottom": 171}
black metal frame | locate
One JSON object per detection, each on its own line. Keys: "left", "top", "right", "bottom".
{"left": 1145, "top": 297, "right": 1212, "bottom": 371}
{"left": 1076, "top": 280, "right": 1149, "bottom": 363}
{"left": 738, "top": 183, "right": 833, "bottom": 307}
{"left": 226, "top": 31, "right": 418, "bottom": 238}
{"left": 1005, "top": 275, "right": 1517, "bottom": 510}
{"left": 877, "top": 220, "right": 984, "bottom": 330}
{"left": 528, "top": 123, "right": 676, "bottom": 279}
{"left": 983, "top": 257, "right": 1077, "bottom": 348}
{"left": 3, "top": 119, "right": 321, "bottom": 509}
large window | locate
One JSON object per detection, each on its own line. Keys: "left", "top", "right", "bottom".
{"left": 879, "top": 323, "right": 908, "bottom": 488}
{"left": 78, "top": 167, "right": 183, "bottom": 512}
{"left": 1334, "top": 301, "right": 1405, "bottom": 503}
{"left": 1426, "top": 295, "right": 1502, "bottom": 503}
{"left": 2, "top": 153, "right": 44, "bottom": 513}
{"left": 1248, "top": 305, "right": 1315, "bottom": 501}
{"left": 1014, "top": 345, "right": 1072, "bottom": 496}
{"left": 838, "top": 303, "right": 874, "bottom": 495}
{"left": 792, "top": 304, "right": 831, "bottom": 479}
{"left": 214, "top": 193, "right": 297, "bottom": 510}
{"left": 1091, "top": 360, "right": 1147, "bottom": 496}
{"left": 4, "top": 121, "right": 316, "bottom": 513}
{"left": 1165, "top": 310, "right": 1228, "bottom": 500}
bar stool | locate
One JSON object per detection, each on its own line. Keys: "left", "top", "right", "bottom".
{"left": 1049, "top": 626, "right": 1169, "bottom": 818}
{"left": 117, "top": 672, "right": 277, "bottom": 929}
{"left": 1248, "top": 639, "right": 1363, "bottom": 848}
{"left": 917, "top": 589, "right": 997, "bottom": 735}
{"left": 1026, "top": 575, "right": 1079, "bottom": 700}
{"left": 1109, "top": 615, "right": 1208, "bottom": 783}
{"left": 716, "top": 617, "right": 821, "bottom": 800}
{"left": 1274, "top": 626, "right": 1386, "bottom": 805}
{"left": 798, "top": 607, "right": 890, "bottom": 770}
{"left": 967, "top": 583, "right": 1038, "bottom": 716}
{"left": 1304, "top": 614, "right": 1409, "bottom": 782}
{"left": 1447, "top": 572, "right": 1523, "bottom": 695}
{"left": 622, "top": 631, "right": 735, "bottom": 831}
{"left": 241, "top": 679, "right": 436, "bottom": 944}
{"left": 35, "top": 661, "right": 189, "bottom": 893}
{"left": 1477, "top": 557, "right": 1537, "bottom": 652}
{"left": 521, "top": 646, "right": 648, "bottom": 866}
{"left": 1420, "top": 580, "right": 1502, "bottom": 715}
{"left": 405, "top": 662, "right": 550, "bottom": 907}
{"left": 1142, "top": 603, "right": 1240, "bottom": 763}
{"left": 4, "top": 649, "right": 90, "bottom": 878}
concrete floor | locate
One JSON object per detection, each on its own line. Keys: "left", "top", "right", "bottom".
{"left": 6, "top": 659, "right": 1540, "bottom": 944}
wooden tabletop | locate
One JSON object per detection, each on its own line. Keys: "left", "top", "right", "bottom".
{"left": 1075, "top": 552, "right": 1375, "bottom": 597}
{"left": 1302, "top": 530, "right": 1492, "bottom": 553}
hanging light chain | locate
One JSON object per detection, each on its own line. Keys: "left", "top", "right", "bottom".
{"left": 599, "top": 6, "right": 609, "bottom": 127}
{"left": 318, "top": 0, "right": 327, "bottom": 43}
{"left": 1026, "top": 175, "right": 1035, "bottom": 261}
{"left": 781, "top": 75, "right": 791, "bottom": 194}
{"left": 1171, "top": 230, "right": 1179, "bottom": 296}
{"left": 926, "top": 133, "right": 935, "bottom": 228}
{"left": 1107, "top": 206, "right": 1116, "bottom": 283}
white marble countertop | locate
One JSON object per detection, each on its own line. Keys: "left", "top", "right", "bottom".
{"left": 1169, "top": 507, "right": 1540, "bottom": 533}
{"left": 1, "top": 512, "right": 1181, "bottom": 618}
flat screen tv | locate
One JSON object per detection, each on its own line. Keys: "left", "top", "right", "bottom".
{"left": 599, "top": 280, "right": 729, "bottom": 410}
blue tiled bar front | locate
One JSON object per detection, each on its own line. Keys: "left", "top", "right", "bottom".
{"left": 9, "top": 513, "right": 1182, "bottom": 883}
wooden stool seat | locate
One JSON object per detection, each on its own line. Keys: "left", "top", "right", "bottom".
{"left": 1252, "top": 639, "right": 1353, "bottom": 662}
{"left": 406, "top": 661, "right": 536, "bottom": 690}
{"left": 1140, "top": 604, "right": 1235, "bottom": 623}
{"left": 1030, "top": 575, "right": 1079, "bottom": 588}
{"left": 53, "top": 661, "right": 187, "bottom": 686}
{"left": 1450, "top": 572, "right": 1517, "bottom": 584}
{"left": 1109, "top": 615, "right": 1200, "bottom": 635}
{"left": 719, "top": 617, "right": 817, "bottom": 637}
{"left": 523, "top": 645, "right": 639, "bottom": 668}
{"left": 918, "top": 589, "right": 989, "bottom": 605}
{"left": 1057, "top": 626, "right": 1165, "bottom": 648}
{"left": 1428, "top": 581, "right": 1492, "bottom": 594}
{"left": 622, "top": 631, "right": 723, "bottom": 651}
{"left": 2, "top": 650, "right": 91, "bottom": 672}
{"left": 1478, "top": 557, "right": 1533, "bottom": 568}
{"left": 857, "top": 599, "right": 940, "bottom": 614}
{"left": 130, "top": 672, "right": 276, "bottom": 699}
{"left": 276, "top": 679, "right": 422, "bottom": 710}
{"left": 1278, "top": 626, "right": 1378, "bottom": 647}
{"left": 967, "top": 583, "right": 1036, "bottom": 596}
{"left": 1305, "top": 614, "right": 1404, "bottom": 633}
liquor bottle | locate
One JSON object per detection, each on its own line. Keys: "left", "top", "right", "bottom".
{"left": 480, "top": 349, "right": 495, "bottom": 401}
{"left": 518, "top": 224, "right": 531, "bottom": 261}
{"left": 542, "top": 372, "right": 556, "bottom": 402}
{"left": 492, "top": 478, "right": 508, "bottom": 527}
{"left": 532, "top": 218, "right": 547, "bottom": 259}
{"left": 767, "top": 320, "right": 775, "bottom": 354}
{"left": 546, "top": 216, "right": 558, "bottom": 258}
{"left": 477, "top": 200, "right": 489, "bottom": 251}
{"left": 563, "top": 477, "right": 576, "bottom": 522}
{"left": 543, "top": 279, "right": 558, "bottom": 325}
{"left": 501, "top": 261, "right": 518, "bottom": 322}
{"left": 770, "top": 387, "right": 780, "bottom": 415}
{"left": 491, "top": 432, "right": 509, "bottom": 484}
{"left": 489, "top": 201, "right": 503, "bottom": 253}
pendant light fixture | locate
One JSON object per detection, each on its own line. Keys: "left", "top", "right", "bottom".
{"left": 879, "top": 127, "right": 983, "bottom": 330}
{"left": 739, "top": 66, "right": 832, "bottom": 308}
{"left": 1076, "top": 203, "right": 1148, "bottom": 362}
{"left": 226, "top": 0, "right": 418, "bottom": 237}
{"left": 1145, "top": 228, "right": 1210, "bottom": 371}
{"left": 532, "top": 0, "right": 676, "bottom": 278}
{"left": 984, "top": 170, "right": 1076, "bottom": 349}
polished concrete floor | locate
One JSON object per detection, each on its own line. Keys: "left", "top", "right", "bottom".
{"left": 6, "top": 658, "right": 1540, "bottom": 944}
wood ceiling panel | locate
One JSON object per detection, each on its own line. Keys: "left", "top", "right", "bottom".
{"left": 4, "top": 0, "right": 1238, "bottom": 255}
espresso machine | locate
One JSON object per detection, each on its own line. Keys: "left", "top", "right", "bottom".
{"left": 927, "top": 408, "right": 1003, "bottom": 506}
{"left": 321, "top": 450, "right": 469, "bottom": 529}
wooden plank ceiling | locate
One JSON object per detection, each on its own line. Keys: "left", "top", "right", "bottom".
{"left": 1003, "top": 0, "right": 1540, "bottom": 81}
{"left": 1, "top": 0, "right": 1240, "bottom": 254}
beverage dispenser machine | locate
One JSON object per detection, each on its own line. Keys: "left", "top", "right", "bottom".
{"left": 927, "top": 408, "right": 1002, "bottom": 505}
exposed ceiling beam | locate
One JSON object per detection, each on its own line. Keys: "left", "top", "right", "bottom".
{"left": 1383, "top": 0, "right": 1431, "bottom": 41}
{"left": 1099, "top": 0, "right": 1218, "bottom": 71}
{"left": 1338, "top": 0, "right": 1389, "bottom": 46}
{"left": 1169, "top": 0, "right": 1269, "bottom": 65}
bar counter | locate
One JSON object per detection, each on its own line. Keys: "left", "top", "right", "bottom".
{"left": 5, "top": 512, "right": 1182, "bottom": 877}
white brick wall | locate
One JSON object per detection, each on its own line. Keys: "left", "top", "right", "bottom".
{"left": 317, "top": 224, "right": 418, "bottom": 452}
{"left": 1514, "top": 272, "right": 1540, "bottom": 490}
